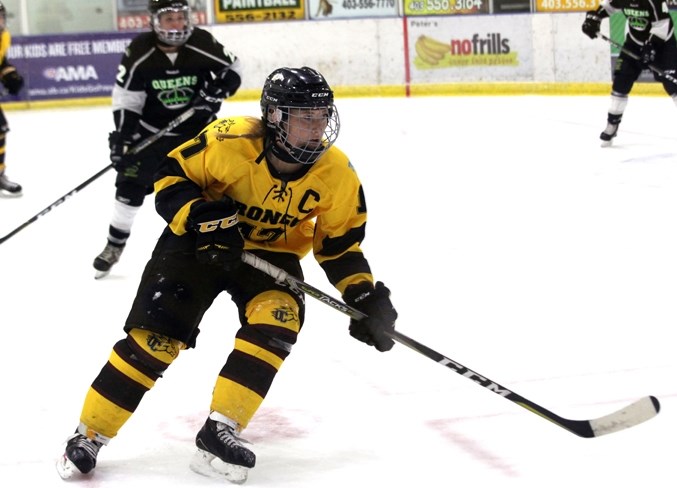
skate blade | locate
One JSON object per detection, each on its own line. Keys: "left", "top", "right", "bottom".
{"left": 56, "top": 454, "right": 79, "bottom": 480}
{"left": 600, "top": 139, "right": 614, "bottom": 148}
{"left": 94, "top": 269, "right": 111, "bottom": 280}
{"left": 189, "top": 449, "right": 249, "bottom": 484}
{"left": 0, "top": 188, "right": 23, "bottom": 198}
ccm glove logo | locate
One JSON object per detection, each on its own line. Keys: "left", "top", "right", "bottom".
{"left": 195, "top": 215, "right": 239, "bottom": 233}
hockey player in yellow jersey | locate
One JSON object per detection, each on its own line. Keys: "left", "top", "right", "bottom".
{"left": 0, "top": 2, "right": 24, "bottom": 195}
{"left": 56, "top": 67, "right": 398, "bottom": 483}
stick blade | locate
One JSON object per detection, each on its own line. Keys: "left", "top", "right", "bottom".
{"left": 588, "top": 396, "right": 660, "bottom": 437}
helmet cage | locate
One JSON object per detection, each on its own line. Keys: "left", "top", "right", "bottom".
{"left": 266, "top": 105, "right": 340, "bottom": 165}
{"left": 150, "top": 4, "right": 193, "bottom": 47}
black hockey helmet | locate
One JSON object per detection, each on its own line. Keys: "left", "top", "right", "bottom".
{"left": 260, "top": 67, "right": 340, "bottom": 165}
{"left": 148, "top": 0, "right": 193, "bottom": 46}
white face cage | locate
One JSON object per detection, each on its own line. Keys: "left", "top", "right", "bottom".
{"left": 151, "top": 5, "right": 194, "bottom": 46}
{"left": 269, "top": 105, "right": 341, "bottom": 165}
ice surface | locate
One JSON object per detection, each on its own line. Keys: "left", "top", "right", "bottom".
{"left": 1, "top": 95, "right": 675, "bottom": 487}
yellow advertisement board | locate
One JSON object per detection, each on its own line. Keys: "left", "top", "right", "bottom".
{"left": 404, "top": 0, "right": 489, "bottom": 16}
{"left": 214, "top": 0, "right": 305, "bottom": 23}
{"left": 535, "top": 0, "right": 600, "bottom": 13}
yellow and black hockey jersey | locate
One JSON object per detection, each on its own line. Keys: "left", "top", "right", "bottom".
{"left": 0, "top": 30, "right": 10, "bottom": 64}
{"left": 0, "top": 29, "right": 17, "bottom": 84}
{"left": 155, "top": 115, "right": 374, "bottom": 294}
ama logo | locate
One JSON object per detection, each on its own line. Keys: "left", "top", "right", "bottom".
{"left": 43, "top": 65, "right": 99, "bottom": 82}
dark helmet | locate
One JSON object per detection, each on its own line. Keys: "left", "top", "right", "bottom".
{"left": 260, "top": 67, "right": 340, "bottom": 165}
{"left": 148, "top": 0, "right": 193, "bottom": 47}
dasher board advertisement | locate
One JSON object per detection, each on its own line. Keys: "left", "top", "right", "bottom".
{"left": 307, "top": 0, "right": 399, "bottom": 20}
{"left": 214, "top": 0, "right": 305, "bottom": 23}
{"left": 408, "top": 15, "right": 533, "bottom": 82}
{"left": 404, "top": 0, "right": 489, "bottom": 17}
{"left": 5, "top": 32, "right": 135, "bottom": 102}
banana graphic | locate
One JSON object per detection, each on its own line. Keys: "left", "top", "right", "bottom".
{"left": 420, "top": 35, "right": 450, "bottom": 56}
{"left": 415, "top": 36, "right": 444, "bottom": 65}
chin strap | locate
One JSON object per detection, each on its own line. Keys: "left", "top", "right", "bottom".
{"left": 255, "top": 137, "right": 274, "bottom": 164}
{"left": 259, "top": 133, "right": 303, "bottom": 165}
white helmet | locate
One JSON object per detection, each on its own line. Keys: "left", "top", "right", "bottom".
{"left": 148, "top": 0, "right": 194, "bottom": 47}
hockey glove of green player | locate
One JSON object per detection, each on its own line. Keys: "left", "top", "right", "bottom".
{"left": 108, "top": 131, "right": 137, "bottom": 171}
{"left": 188, "top": 199, "right": 244, "bottom": 270}
{"left": 640, "top": 41, "right": 657, "bottom": 68}
{"left": 343, "top": 281, "right": 397, "bottom": 352}
{"left": 581, "top": 11, "right": 601, "bottom": 40}
{"left": 192, "top": 69, "right": 234, "bottom": 116}
{"left": 0, "top": 66, "right": 23, "bottom": 95}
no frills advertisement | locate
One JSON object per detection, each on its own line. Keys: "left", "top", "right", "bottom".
{"left": 408, "top": 15, "right": 533, "bottom": 82}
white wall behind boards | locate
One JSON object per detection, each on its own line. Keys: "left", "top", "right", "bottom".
{"left": 217, "top": 17, "right": 406, "bottom": 93}
{"left": 210, "top": 13, "right": 614, "bottom": 96}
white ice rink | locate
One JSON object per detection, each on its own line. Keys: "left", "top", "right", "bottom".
{"left": 1, "top": 94, "right": 676, "bottom": 487}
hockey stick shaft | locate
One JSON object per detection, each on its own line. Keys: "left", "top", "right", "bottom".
{"left": 598, "top": 34, "right": 677, "bottom": 85}
{"left": 126, "top": 107, "right": 195, "bottom": 156}
{"left": 0, "top": 164, "right": 113, "bottom": 245}
{"left": 242, "top": 251, "right": 660, "bottom": 438}
{"left": 0, "top": 108, "right": 196, "bottom": 245}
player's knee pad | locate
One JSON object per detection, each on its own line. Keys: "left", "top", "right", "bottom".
{"left": 117, "top": 328, "right": 185, "bottom": 378}
{"left": 115, "top": 181, "right": 146, "bottom": 207}
{"left": 612, "top": 73, "right": 637, "bottom": 95}
{"left": 241, "top": 291, "right": 302, "bottom": 356}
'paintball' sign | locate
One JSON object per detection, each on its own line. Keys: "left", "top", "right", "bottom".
{"left": 214, "top": 0, "right": 305, "bottom": 23}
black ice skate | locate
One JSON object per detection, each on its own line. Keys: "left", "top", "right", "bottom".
{"left": 600, "top": 123, "right": 619, "bottom": 147}
{"left": 93, "top": 242, "right": 125, "bottom": 279}
{"left": 56, "top": 431, "right": 104, "bottom": 480}
{"left": 190, "top": 417, "right": 256, "bottom": 484}
{"left": 0, "top": 170, "right": 22, "bottom": 195}
{"left": 600, "top": 114, "right": 622, "bottom": 147}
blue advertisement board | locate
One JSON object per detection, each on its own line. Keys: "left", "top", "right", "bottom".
{"left": 4, "top": 32, "right": 135, "bottom": 102}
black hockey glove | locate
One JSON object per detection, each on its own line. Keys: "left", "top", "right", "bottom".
{"left": 343, "top": 281, "right": 397, "bottom": 352}
{"left": 191, "top": 70, "right": 233, "bottom": 116}
{"left": 108, "top": 131, "right": 136, "bottom": 171}
{"left": 641, "top": 41, "right": 657, "bottom": 68}
{"left": 188, "top": 199, "right": 244, "bottom": 270}
{"left": 0, "top": 67, "right": 24, "bottom": 95}
{"left": 581, "top": 11, "right": 601, "bottom": 40}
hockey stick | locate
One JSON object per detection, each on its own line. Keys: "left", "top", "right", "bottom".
{"left": 124, "top": 107, "right": 196, "bottom": 155}
{"left": 241, "top": 251, "right": 660, "bottom": 438}
{"left": 598, "top": 33, "right": 677, "bottom": 85}
{"left": 0, "top": 108, "right": 196, "bottom": 245}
